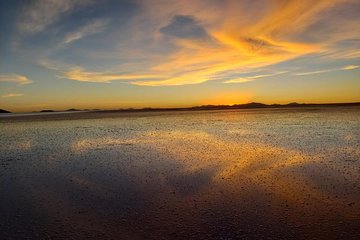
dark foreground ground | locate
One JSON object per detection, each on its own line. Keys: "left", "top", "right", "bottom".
{"left": 0, "top": 107, "right": 359, "bottom": 239}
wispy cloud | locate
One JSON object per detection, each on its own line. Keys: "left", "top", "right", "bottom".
{"left": 61, "top": 67, "right": 163, "bottom": 83}
{"left": 223, "top": 78, "right": 254, "bottom": 84}
{"left": 17, "top": 0, "right": 91, "bottom": 35}
{"left": 0, "top": 74, "right": 33, "bottom": 85}
{"left": 295, "top": 69, "right": 334, "bottom": 76}
{"left": 342, "top": 65, "right": 359, "bottom": 70}
{"left": 224, "top": 71, "right": 287, "bottom": 84}
{"left": 62, "top": 18, "right": 110, "bottom": 45}
{"left": 125, "top": 0, "right": 351, "bottom": 86}
{"left": 295, "top": 65, "right": 359, "bottom": 76}
{"left": 13, "top": 0, "right": 360, "bottom": 87}
{"left": 1, "top": 93, "right": 23, "bottom": 98}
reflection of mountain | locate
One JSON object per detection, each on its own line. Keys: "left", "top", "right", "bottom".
{"left": 0, "top": 109, "right": 11, "bottom": 113}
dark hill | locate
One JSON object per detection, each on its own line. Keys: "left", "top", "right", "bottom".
{"left": 0, "top": 109, "right": 11, "bottom": 113}
{"left": 40, "top": 110, "right": 55, "bottom": 112}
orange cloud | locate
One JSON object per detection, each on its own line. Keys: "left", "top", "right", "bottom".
{"left": 51, "top": 0, "right": 358, "bottom": 87}
{"left": 130, "top": 0, "right": 345, "bottom": 86}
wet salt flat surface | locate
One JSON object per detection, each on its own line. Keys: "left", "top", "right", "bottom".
{"left": 0, "top": 108, "right": 359, "bottom": 240}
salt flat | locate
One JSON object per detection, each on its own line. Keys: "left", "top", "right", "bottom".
{"left": 0, "top": 107, "right": 359, "bottom": 239}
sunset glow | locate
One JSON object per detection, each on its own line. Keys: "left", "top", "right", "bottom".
{"left": 0, "top": 0, "right": 359, "bottom": 112}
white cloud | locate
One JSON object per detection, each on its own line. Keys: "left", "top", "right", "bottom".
{"left": 224, "top": 78, "right": 254, "bottom": 84}
{"left": 342, "top": 65, "right": 359, "bottom": 70}
{"left": 295, "top": 69, "right": 334, "bottom": 76}
{"left": 61, "top": 67, "right": 163, "bottom": 83}
{"left": 1, "top": 93, "right": 23, "bottom": 98}
{"left": 224, "top": 71, "right": 287, "bottom": 84}
{"left": 0, "top": 74, "right": 33, "bottom": 85}
{"left": 63, "top": 18, "right": 110, "bottom": 45}
{"left": 295, "top": 65, "right": 359, "bottom": 76}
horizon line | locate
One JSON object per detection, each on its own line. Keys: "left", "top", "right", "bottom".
{"left": 2, "top": 101, "right": 360, "bottom": 114}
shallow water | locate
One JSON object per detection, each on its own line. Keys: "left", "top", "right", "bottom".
{"left": 0, "top": 108, "right": 359, "bottom": 239}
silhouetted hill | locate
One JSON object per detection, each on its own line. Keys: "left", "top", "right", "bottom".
{"left": 4, "top": 102, "right": 360, "bottom": 116}
{"left": 234, "top": 102, "right": 267, "bottom": 108}
{"left": 40, "top": 110, "right": 55, "bottom": 112}
{"left": 286, "top": 102, "right": 300, "bottom": 106}
{"left": 0, "top": 109, "right": 11, "bottom": 113}
{"left": 94, "top": 102, "right": 360, "bottom": 113}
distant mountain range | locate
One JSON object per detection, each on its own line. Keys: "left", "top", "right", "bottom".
{"left": 96, "top": 102, "right": 360, "bottom": 113}
{"left": 188, "top": 102, "right": 360, "bottom": 110}
{"left": 1, "top": 102, "right": 359, "bottom": 114}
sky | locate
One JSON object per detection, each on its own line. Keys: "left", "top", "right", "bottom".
{"left": 0, "top": 0, "right": 359, "bottom": 112}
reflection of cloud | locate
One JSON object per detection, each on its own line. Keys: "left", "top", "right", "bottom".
{"left": 1, "top": 93, "right": 23, "bottom": 98}
{"left": 72, "top": 137, "right": 136, "bottom": 152}
{"left": 139, "top": 129, "right": 359, "bottom": 204}
{"left": 0, "top": 74, "right": 33, "bottom": 85}
{"left": 10, "top": 125, "right": 358, "bottom": 238}
{"left": 69, "top": 175, "right": 109, "bottom": 194}
{"left": 140, "top": 130, "right": 307, "bottom": 176}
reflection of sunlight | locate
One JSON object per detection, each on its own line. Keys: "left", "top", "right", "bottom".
{"left": 68, "top": 128, "right": 359, "bottom": 221}
{"left": 19, "top": 140, "right": 33, "bottom": 150}
{"left": 141, "top": 129, "right": 309, "bottom": 175}
{"left": 343, "top": 133, "right": 356, "bottom": 142}
{"left": 136, "top": 129, "right": 358, "bottom": 218}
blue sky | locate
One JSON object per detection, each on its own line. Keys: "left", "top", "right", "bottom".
{"left": 0, "top": 0, "right": 359, "bottom": 112}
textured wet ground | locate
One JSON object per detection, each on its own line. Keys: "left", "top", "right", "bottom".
{"left": 0, "top": 107, "right": 359, "bottom": 239}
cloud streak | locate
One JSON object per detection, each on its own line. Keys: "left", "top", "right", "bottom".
{"left": 17, "top": 0, "right": 91, "bottom": 35}
{"left": 223, "top": 78, "right": 254, "bottom": 84}
{"left": 0, "top": 74, "right": 33, "bottom": 85}
{"left": 295, "top": 65, "right": 359, "bottom": 76}
{"left": 342, "top": 65, "right": 359, "bottom": 70}
{"left": 61, "top": 67, "right": 163, "bottom": 83}
{"left": 224, "top": 71, "right": 287, "bottom": 84}
{"left": 1, "top": 93, "right": 23, "bottom": 98}
{"left": 62, "top": 18, "right": 110, "bottom": 45}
